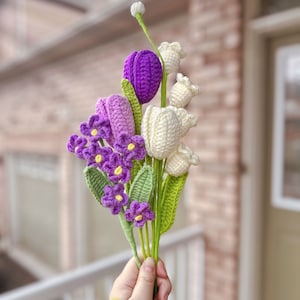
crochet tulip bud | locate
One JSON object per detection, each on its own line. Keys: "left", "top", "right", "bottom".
{"left": 95, "top": 95, "right": 135, "bottom": 145}
{"left": 169, "top": 73, "right": 200, "bottom": 108}
{"left": 123, "top": 50, "right": 162, "bottom": 104}
{"left": 169, "top": 106, "right": 198, "bottom": 137}
{"left": 165, "top": 143, "right": 199, "bottom": 176}
{"left": 141, "top": 105, "right": 181, "bottom": 159}
{"left": 158, "top": 42, "right": 185, "bottom": 74}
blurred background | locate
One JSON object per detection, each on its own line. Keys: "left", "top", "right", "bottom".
{"left": 0, "top": 0, "right": 299, "bottom": 300}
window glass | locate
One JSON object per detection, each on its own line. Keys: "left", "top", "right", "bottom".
{"left": 15, "top": 154, "right": 60, "bottom": 270}
{"left": 283, "top": 54, "right": 300, "bottom": 199}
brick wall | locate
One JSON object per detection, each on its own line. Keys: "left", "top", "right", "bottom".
{"left": 188, "top": 0, "right": 242, "bottom": 299}
{"left": 0, "top": 0, "right": 243, "bottom": 298}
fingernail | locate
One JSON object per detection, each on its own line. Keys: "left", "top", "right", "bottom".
{"left": 143, "top": 257, "right": 155, "bottom": 273}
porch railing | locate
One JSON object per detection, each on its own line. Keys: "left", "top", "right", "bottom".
{"left": 0, "top": 226, "right": 204, "bottom": 300}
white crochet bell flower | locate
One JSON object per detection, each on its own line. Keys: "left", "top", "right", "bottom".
{"left": 158, "top": 42, "right": 185, "bottom": 74}
{"left": 165, "top": 143, "right": 199, "bottom": 176}
{"left": 168, "top": 106, "right": 198, "bottom": 137}
{"left": 169, "top": 73, "right": 200, "bottom": 108}
{"left": 141, "top": 105, "right": 181, "bottom": 159}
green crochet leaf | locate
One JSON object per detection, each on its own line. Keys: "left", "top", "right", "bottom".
{"left": 129, "top": 165, "right": 154, "bottom": 203}
{"left": 83, "top": 166, "right": 110, "bottom": 204}
{"left": 160, "top": 173, "right": 188, "bottom": 235}
{"left": 121, "top": 78, "right": 142, "bottom": 134}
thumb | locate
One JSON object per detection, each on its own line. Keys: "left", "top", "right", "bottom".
{"left": 130, "top": 257, "right": 156, "bottom": 300}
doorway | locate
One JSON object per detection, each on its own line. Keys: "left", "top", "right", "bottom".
{"left": 262, "top": 34, "right": 300, "bottom": 300}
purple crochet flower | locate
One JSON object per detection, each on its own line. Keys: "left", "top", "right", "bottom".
{"left": 102, "top": 152, "right": 131, "bottom": 183}
{"left": 67, "top": 134, "right": 88, "bottom": 159}
{"left": 83, "top": 143, "right": 112, "bottom": 168}
{"left": 114, "top": 133, "right": 146, "bottom": 161}
{"left": 95, "top": 96, "right": 135, "bottom": 146}
{"left": 125, "top": 201, "right": 155, "bottom": 227}
{"left": 80, "top": 114, "right": 112, "bottom": 142}
{"left": 123, "top": 50, "right": 162, "bottom": 104}
{"left": 101, "top": 184, "right": 129, "bottom": 215}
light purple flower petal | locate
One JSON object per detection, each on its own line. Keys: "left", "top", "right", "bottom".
{"left": 101, "top": 184, "right": 128, "bottom": 215}
{"left": 114, "top": 133, "right": 146, "bottom": 161}
{"left": 102, "top": 153, "right": 131, "bottom": 183}
{"left": 67, "top": 134, "right": 88, "bottom": 159}
{"left": 83, "top": 143, "right": 112, "bottom": 168}
{"left": 80, "top": 114, "right": 112, "bottom": 142}
{"left": 125, "top": 200, "right": 155, "bottom": 227}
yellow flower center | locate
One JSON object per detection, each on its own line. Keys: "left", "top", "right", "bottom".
{"left": 115, "top": 194, "right": 123, "bottom": 202}
{"left": 127, "top": 143, "right": 135, "bottom": 151}
{"left": 91, "top": 129, "right": 98, "bottom": 136}
{"left": 114, "top": 166, "right": 123, "bottom": 175}
{"left": 135, "top": 215, "right": 143, "bottom": 221}
{"left": 95, "top": 154, "right": 102, "bottom": 163}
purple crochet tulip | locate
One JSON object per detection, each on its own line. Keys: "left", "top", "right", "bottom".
{"left": 101, "top": 184, "right": 129, "bottom": 215}
{"left": 95, "top": 95, "right": 135, "bottom": 146}
{"left": 125, "top": 200, "right": 155, "bottom": 227}
{"left": 123, "top": 50, "right": 162, "bottom": 104}
{"left": 67, "top": 134, "right": 88, "bottom": 159}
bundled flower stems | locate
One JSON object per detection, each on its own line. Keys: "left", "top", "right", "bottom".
{"left": 67, "top": 1, "right": 199, "bottom": 270}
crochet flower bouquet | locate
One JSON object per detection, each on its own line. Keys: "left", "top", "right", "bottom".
{"left": 67, "top": 2, "right": 199, "bottom": 268}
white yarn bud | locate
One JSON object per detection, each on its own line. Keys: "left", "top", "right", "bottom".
{"left": 169, "top": 73, "right": 200, "bottom": 108}
{"left": 130, "top": 1, "right": 145, "bottom": 17}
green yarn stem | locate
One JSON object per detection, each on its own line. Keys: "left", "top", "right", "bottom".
{"left": 135, "top": 13, "right": 168, "bottom": 108}
{"left": 139, "top": 228, "right": 147, "bottom": 259}
{"left": 145, "top": 222, "right": 151, "bottom": 257}
{"left": 152, "top": 158, "right": 164, "bottom": 262}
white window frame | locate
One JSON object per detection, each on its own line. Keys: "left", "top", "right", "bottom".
{"left": 271, "top": 44, "right": 300, "bottom": 211}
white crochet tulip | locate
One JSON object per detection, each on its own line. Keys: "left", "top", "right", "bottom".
{"left": 169, "top": 106, "right": 198, "bottom": 137}
{"left": 158, "top": 42, "right": 185, "bottom": 74}
{"left": 141, "top": 105, "right": 181, "bottom": 159}
{"left": 169, "top": 73, "right": 200, "bottom": 108}
{"left": 166, "top": 143, "right": 199, "bottom": 176}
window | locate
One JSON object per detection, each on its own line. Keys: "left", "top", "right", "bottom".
{"left": 9, "top": 154, "right": 61, "bottom": 270}
{"left": 272, "top": 44, "right": 300, "bottom": 210}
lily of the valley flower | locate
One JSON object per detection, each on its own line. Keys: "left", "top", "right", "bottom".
{"left": 165, "top": 143, "right": 199, "bottom": 176}
{"left": 169, "top": 73, "right": 200, "bottom": 108}
{"left": 123, "top": 50, "right": 162, "bottom": 104}
{"left": 169, "top": 106, "right": 198, "bottom": 137}
{"left": 141, "top": 105, "right": 181, "bottom": 159}
{"left": 158, "top": 42, "right": 185, "bottom": 74}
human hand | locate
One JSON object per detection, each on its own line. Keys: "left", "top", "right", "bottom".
{"left": 110, "top": 257, "right": 172, "bottom": 300}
